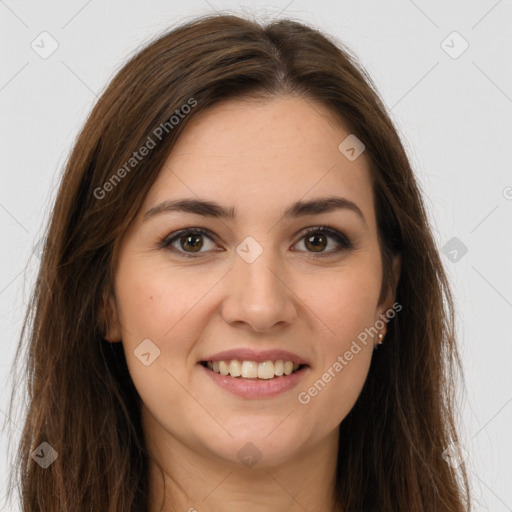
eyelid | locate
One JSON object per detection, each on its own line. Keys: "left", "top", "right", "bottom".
{"left": 298, "top": 225, "right": 352, "bottom": 250}
{"left": 158, "top": 227, "right": 218, "bottom": 258}
{"left": 159, "top": 225, "right": 353, "bottom": 258}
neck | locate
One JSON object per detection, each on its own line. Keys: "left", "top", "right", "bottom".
{"left": 144, "top": 414, "right": 340, "bottom": 512}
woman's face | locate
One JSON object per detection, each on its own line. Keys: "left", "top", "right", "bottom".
{"left": 107, "top": 94, "right": 399, "bottom": 468}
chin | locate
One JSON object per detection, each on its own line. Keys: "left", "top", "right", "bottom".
{"left": 199, "top": 428, "right": 306, "bottom": 469}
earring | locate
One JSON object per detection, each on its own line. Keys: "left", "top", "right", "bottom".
{"left": 375, "top": 332, "right": 384, "bottom": 349}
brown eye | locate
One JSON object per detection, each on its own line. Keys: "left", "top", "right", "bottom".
{"left": 304, "top": 233, "right": 327, "bottom": 252}
{"left": 160, "top": 225, "right": 352, "bottom": 259}
{"left": 179, "top": 233, "right": 204, "bottom": 252}
{"left": 294, "top": 226, "right": 353, "bottom": 256}
{"left": 160, "top": 228, "right": 217, "bottom": 258}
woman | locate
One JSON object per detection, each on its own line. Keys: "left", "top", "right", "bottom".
{"left": 6, "top": 12, "right": 471, "bottom": 512}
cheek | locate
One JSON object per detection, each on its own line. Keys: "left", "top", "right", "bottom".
{"left": 113, "top": 259, "right": 219, "bottom": 395}
{"left": 112, "top": 261, "right": 207, "bottom": 416}
{"left": 114, "top": 258, "right": 205, "bottom": 340}
{"left": 308, "top": 260, "right": 382, "bottom": 347}
{"left": 294, "top": 270, "right": 379, "bottom": 427}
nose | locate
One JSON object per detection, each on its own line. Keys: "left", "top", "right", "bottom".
{"left": 220, "top": 243, "right": 298, "bottom": 333}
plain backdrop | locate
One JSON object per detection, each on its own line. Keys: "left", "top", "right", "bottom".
{"left": 1, "top": 1, "right": 511, "bottom": 510}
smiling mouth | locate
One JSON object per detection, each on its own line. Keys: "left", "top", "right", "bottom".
{"left": 199, "top": 360, "right": 308, "bottom": 380}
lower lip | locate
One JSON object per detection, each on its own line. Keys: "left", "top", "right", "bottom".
{"left": 198, "top": 363, "right": 310, "bottom": 399}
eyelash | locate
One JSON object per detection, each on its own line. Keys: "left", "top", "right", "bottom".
{"left": 158, "top": 225, "right": 353, "bottom": 259}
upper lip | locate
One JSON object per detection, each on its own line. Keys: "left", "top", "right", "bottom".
{"left": 200, "top": 348, "right": 309, "bottom": 365}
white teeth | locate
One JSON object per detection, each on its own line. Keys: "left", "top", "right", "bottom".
{"left": 229, "top": 359, "right": 241, "bottom": 377}
{"left": 241, "top": 361, "right": 258, "bottom": 378}
{"left": 258, "top": 361, "right": 275, "bottom": 379}
{"left": 205, "top": 359, "right": 303, "bottom": 379}
{"left": 219, "top": 361, "right": 229, "bottom": 376}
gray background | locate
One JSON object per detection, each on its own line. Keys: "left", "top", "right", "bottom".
{"left": 1, "top": 1, "right": 511, "bottom": 510}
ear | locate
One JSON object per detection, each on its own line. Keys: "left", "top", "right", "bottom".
{"left": 377, "top": 253, "right": 402, "bottom": 321}
{"left": 99, "top": 289, "right": 122, "bottom": 343}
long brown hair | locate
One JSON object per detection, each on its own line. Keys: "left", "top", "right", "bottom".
{"left": 4, "top": 12, "right": 471, "bottom": 512}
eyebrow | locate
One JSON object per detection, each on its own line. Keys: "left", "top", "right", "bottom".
{"left": 143, "top": 195, "right": 368, "bottom": 228}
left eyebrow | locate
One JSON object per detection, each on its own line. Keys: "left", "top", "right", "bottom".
{"left": 143, "top": 195, "right": 368, "bottom": 229}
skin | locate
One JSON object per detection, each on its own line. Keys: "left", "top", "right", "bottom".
{"left": 106, "top": 94, "right": 401, "bottom": 512}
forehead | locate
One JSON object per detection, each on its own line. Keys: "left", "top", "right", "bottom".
{"left": 141, "top": 95, "right": 376, "bottom": 230}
